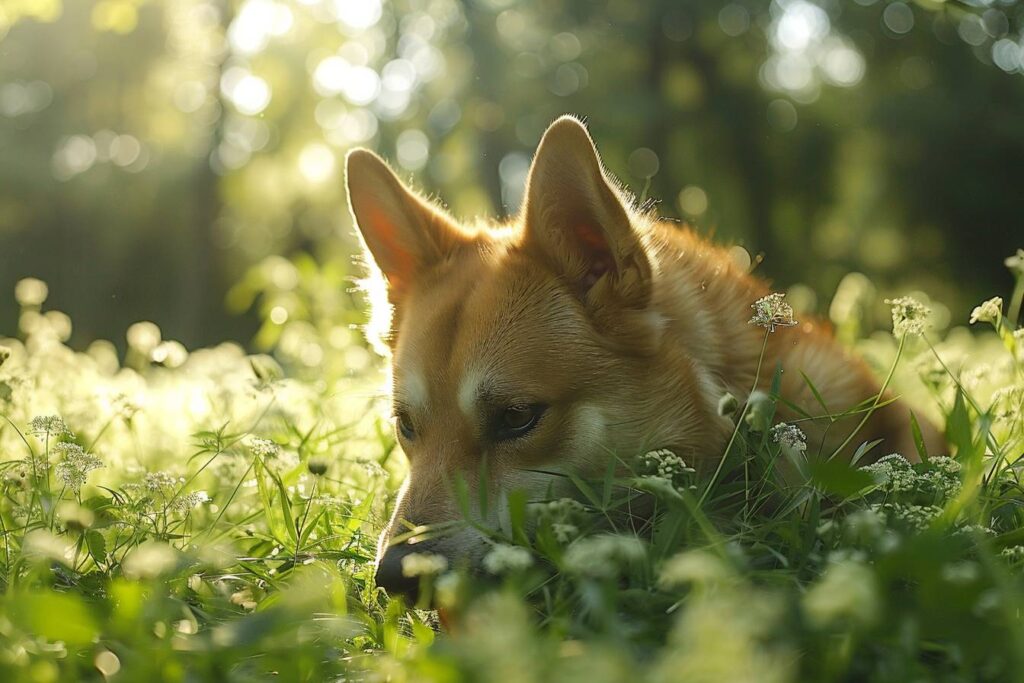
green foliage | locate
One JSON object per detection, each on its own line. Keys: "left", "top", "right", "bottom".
{"left": 1, "top": 253, "right": 1023, "bottom": 681}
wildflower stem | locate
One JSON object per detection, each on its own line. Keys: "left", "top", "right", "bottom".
{"left": 1008, "top": 272, "right": 1024, "bottom": 328}
{"left": 922, "top": 338, "right": 1008, "bottom": 484}
{"left": 828, "top": 333, "right": 906, "bottom": 461}
{"left": 699, "top": 329, "right": 771, "bottom": 506}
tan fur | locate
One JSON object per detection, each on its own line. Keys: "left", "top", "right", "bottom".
{"left": 346, "top": 115, "right": 944, "bottom": 572}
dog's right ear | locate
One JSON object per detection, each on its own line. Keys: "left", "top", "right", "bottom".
{"left": 345, "top": 149, "right": 464, "bottom": 305}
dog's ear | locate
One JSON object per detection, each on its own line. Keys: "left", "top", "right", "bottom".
{"left": 522, "top": 116, "right": 653, "bottom": 315}
{"left": 346, "top": 149, "right": 465, "bottom": 305}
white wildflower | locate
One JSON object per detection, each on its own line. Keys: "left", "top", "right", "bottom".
{"left": 969, "top": 297, "right": 1003, "bottom": 326}
{"left": 144, "top": 471, "right": 183, "bottom": 493}
{"left": 1000, "top": 545, "right": 1024, "bottom": 561}
{"left": 770, "top": 423, "right": 807, "bottom": 453}
{"left": 53, "top": 443, "right": 103, "bottom": 492}
{"left": 249, "top": 437, "right": 281, "bottom": 458}
{"left": 29, "top": 415, "right": 72, "bottom": 439}
{"left": 482, "top": 544, "right": 534, "bottom": 575}
{"left": 658, "top": 549, "right": 732, "bottom": 589}
{"left": 861, "top": 454, "right": 917, "bottom": 494}
{"left": 871, "top": 502, "right": 943, "bottom": 532}
{"left": 717, "top": 392, "right": 738, "bottom": 417}
{"left": 885, "top": 296, "right": 930, "bottom": 337}
{"left": 636, "top": 448, "right": 695, "bottom": 488}
{"left": 749, "top": 293, "right": 798, "bottom": 332}
{"left": 563, "top": 534, "right": 645, "bottom": 579}
{"left": 551, "top": 523, "right": 580, "bottom": 543}
{"left": 804, "top": 561, "right": 879, "bottom": 629}
{"left": 533, "top": 497, "right": 587, "bottom": 543}
{"left": 361, "top": 461, "right": 387, "bottom": 479}
{"left": 920, "top": 456, "right": 963, "bottom": 499}
{"left": 990, "top": 386, "right": 1023, "bottom": 422}
{"left": 1006, "top": 248, "right": 1024, "bottom": 276}
{"left": 401, "top": 552, "right": 448, "bottom": 578}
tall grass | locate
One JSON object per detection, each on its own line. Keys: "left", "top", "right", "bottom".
{"left": 1, "top": 252, "right": 1022, "bottom": 682}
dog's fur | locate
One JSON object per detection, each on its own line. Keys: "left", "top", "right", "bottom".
{"left": 345, "top": 116, "right": 943, "bottom": 590}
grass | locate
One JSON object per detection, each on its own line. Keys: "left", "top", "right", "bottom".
{"left": 1, "top": 252, "right": 1023, "bottom": 682}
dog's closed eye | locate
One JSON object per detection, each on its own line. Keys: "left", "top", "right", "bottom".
{"left": 395, "top": 409, "right": 416, "bottom": 441}
{"left": 493, "top": 404, "right": 547, "bottom": 442}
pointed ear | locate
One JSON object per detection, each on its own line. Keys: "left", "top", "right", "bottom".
{"left": 346, "top": 149, "right": 465, "bottom": 305}
{"left": 521, "top": 116, "right": 652, "bottom": 312}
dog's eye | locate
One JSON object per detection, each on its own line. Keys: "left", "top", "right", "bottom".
{"left": 396, "top": 410, "right": 416, "bottom": 440}
{"left": 496, "top": 404, "right": 546, "bottom": 441}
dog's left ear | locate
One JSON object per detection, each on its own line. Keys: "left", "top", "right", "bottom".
{"left": 521, "top": 116, "right": 656, "bottom": 350}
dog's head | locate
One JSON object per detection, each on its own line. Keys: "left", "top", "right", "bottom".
{"left": 346, "top": 116, "right": 666, "bottom": 596}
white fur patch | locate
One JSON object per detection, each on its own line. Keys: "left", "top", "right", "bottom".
{"left": 568, "top": 404, "right": 607, "bottom": 467}
{"left": 457, "top": 368, "right": 484, "bottom": 417}
{"left": 401, "top": 369, "right": 429, "bottom": 411}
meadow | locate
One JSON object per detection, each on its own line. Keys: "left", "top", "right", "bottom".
{"left": 1, "top": 249, "right": 1023, "bottom": 682}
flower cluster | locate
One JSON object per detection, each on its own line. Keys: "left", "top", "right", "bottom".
{"left": 861, "top": 454, "right": 918, "bottom": 494}
{"left": 1006, "top": 248, "right": 1024, "bottom": 276}
{"left": 29, "top": 415, "right": 72, "bottom": 439}
{"left": 534, "top": 498, "right": 586, "bottom": 543}
{"left": 401, "top": 552, "right": 448, "bottom": 578}
{"left": 990, "top": 386, "right": 1023, "bottom": 423}
{"left": 861, "top": 454, "right": 963, "bottom": 501}
{"left": 770, "top": 423, "right": 807, "bottom": 453}
{"left": 871, "top": 502, "right": 943, "bottom": 532}
{"left": 53, "top": 443, "right": 103, "bottom": 492}
{"left": 482, "top": 544, "right": 534, "bottom": 575}
{"left": 969, "top": 297, "right": 1003, "bottom": 326}
{"left": 636, "top": 448, "right": 696, "bottom": 490}
{"left": 749, "top": 293, "right": 798, "bottom": 333}
{"left": 885, "top": 296, "right": 930, "bottom": 337}
{"left": 249, "top": 437, "right": 281, "bottom": 458}
{"left": 563, "top": 534, "right": 645, "bottom": 579}
{"left": 658, "top": 549, "right": 732, "bottom": 589}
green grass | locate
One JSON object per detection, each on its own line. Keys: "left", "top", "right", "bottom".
{"left": 1, "top": 253, "right": 1023, "bottom": 682}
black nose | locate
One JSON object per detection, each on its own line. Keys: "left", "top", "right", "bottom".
{"left": 375, "top": 543, "right": 433, "bottom": 602}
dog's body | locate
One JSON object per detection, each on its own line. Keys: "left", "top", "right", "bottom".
{"left": 345, "top": 116, "right": 943, "bottom": 594}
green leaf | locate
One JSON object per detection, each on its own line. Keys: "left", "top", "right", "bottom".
{"left": 946, "top": 389, "right": 974, "bottom": 460}
{"left": 86, "top": 530, "right": 107, "bottom": 563}
{"left": 799, "top": 370, "right": 831, "bottom": 416}
{"left": 809, "top": 458, "right": 875, "bottom": 498}
{"left": 10, "top": 592, "right": 98, "bottom": 645}
{"left": 909, "top": 410, "right": 929, "bottom": 462}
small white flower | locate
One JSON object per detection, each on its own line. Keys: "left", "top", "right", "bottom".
{"left": 482, "top": 544, "right": 534, "bottom": 575}
{"left": 861, "top": 453, "right": 917, "bottom": 494}
{"left": 551, "top": 523, "right": 580, "bottom": 543}
{"left": 749, "top": 293, "right": 798, "bottom": 332}
{"left": 885, "top": 296, "right": 931, "bottom": 337}
{"left": 658, "top": 549, "right": 731, "bottom": 589}
{"left": 1005, "top": 248, "right": 1024, "bottom": 276}
{"left": 0, "top": 345, "right": 10, "bottom": 368}
{"left": 636, "top": 448, "right": 696, "bottom": 488}
{"left": 563, "top": 534, "right": 645, "bottom": 579}
{"left": 401, "top": 552, "right": 448, "bottom": 578}
{"left": 969, "top": 297, "right": 1003, "bottom": 326}
{"left": 249, "top": 437, "right": 281, "bottom": 458}
{"left": 53, "top": 443, "right": 103, "bottom": 492}
{"left": 770, "top": 423, "right": 807, "bottom": 453}
{"left": 29, "top": 415, "right": 72, "bottom": 439}
{"left": 804, "top": 561, "right": 880, "bottom": 628}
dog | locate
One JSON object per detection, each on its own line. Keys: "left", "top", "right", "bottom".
{"left": 344, "top": 115, "right": 944, "bottom": 597}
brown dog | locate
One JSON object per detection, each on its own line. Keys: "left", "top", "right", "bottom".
{"left": 345, "top": 115, "right": 943, "bottom": 595}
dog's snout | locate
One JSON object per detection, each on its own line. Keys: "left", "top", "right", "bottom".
{"left": 374, "top": 542, "right": 438, "bottom": 602}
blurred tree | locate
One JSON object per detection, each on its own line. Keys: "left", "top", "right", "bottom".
{"left": 0, "top": 0, "right": 1021, "bottom": 349}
